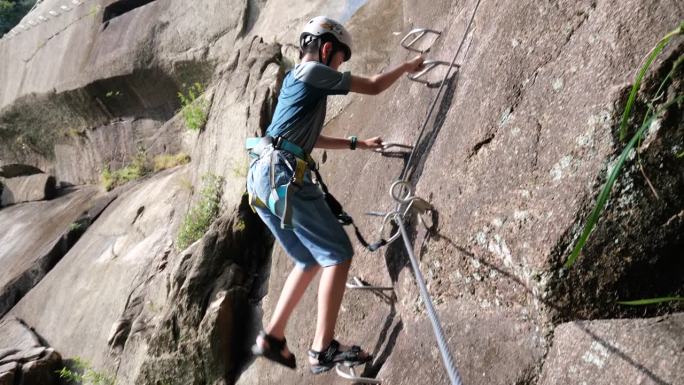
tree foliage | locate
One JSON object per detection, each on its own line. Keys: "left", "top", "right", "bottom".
{"left": 0, "top": 0, "right": 38, "bottom": 37}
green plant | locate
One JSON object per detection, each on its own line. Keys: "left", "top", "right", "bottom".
{"left": 177, "top": 176, "right": 194, "bottom": 193}
{"left": 100, "top": 147, "right": 150, "bottom": 191}
{"left": 153, "top": 152, "right": 191, "bottom": 172}
{"left": 176, "top": 174, "right": 223, "bottom": 250}
{"left": 178, "top": 82, "right": 209, "bottom": 131}
{"left": 63, "top": 126, "right": 88, "bottom": 139}
{"left": 68, "top": 222, "right": 84, "bottom": 232}
{"left": 565, "top": 22, "right": 684, "bottom": 269}
{"left": 0, "top": 0, "right": 35, "bottom": 36}
{"left": 56, "top": 357, "right": 115, "bottom": 385}
{"left": 88, "top": 4, "right": 101, "bottom": 18}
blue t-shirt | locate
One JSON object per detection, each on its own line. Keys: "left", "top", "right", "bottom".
{"left": 265, "top": 61, "right": 352, "bottom": 154}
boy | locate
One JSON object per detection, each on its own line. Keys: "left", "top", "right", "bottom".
{"left": 248, "top": 16, "right": 424, "bottom": 374}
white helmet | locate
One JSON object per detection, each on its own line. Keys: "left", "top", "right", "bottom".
{"left": 300, "top": 16, "right": 353, "bottom": 61}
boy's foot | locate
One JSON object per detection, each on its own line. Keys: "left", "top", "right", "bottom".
{"left": 252, "top": 331, "right": 297, "bottom": 369}
{"left": 307, "top": 339, "right": 372, "bottom": 374}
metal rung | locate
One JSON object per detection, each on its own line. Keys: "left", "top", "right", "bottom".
{"left": 400, "top": 28, "right": 442, "bottom": 53}
{"left": 336, "top": 364, "right": 381, "bottom": 384}
{"left": 408, "top": 60, "right": 460, "bottom": 85}
{"left": 373, "top": 142, "right": 413, "bottom": 154}
{"left": 346, "top": 276, "right": 393, "bottom": 291}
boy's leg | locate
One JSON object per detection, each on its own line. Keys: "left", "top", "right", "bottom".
{"left": 250, "top": 203, "right": 319, "bottom": 358}
{"left": 311, "top": 258, "right": 351, "bottom": 351}
{"left": 266, "top": 264, "right": 320, "bottom": 339}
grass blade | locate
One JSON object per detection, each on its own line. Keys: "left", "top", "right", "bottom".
{"left": 617, "top": 296, "right": 684, "bottom": 306}
{"left": 618, "top": 23, "right": 683, "bottom": 141}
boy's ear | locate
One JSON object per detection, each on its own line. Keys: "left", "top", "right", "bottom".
{"left": 321, "top": 41, "right": 334, "bottom": 60}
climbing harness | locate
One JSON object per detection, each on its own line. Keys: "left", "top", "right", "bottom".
{"left": 245, "top": 136, "right": 380, "bottom": 250}
{"left": 246, "top": 136, "right": 314, "bottom": 230}
{"left": 339, "top": 1, "right": 483, "bottom": 383}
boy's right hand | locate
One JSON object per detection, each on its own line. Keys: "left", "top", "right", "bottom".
{"left": 405, "top": 55, "right": 425, "bottom": 73}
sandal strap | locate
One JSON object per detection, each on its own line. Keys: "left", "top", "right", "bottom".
{"left": 260, "top": 331, "right": 287, "bottom": 351}
{"left": 308, "top": 340, "right": 367, "bottom": 364}
{"left": 307, "top": 339, "right": 340, "bottom": 363}
{"left": 339, "top": 345, "right": 362, "bottom": 361}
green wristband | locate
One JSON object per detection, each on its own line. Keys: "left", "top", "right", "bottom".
{"left": 349, "top": 136, "right": 358, "bottom": 150}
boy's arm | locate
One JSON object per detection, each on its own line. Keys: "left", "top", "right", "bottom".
{"left": 350, "top": 55, "right": 425, "bottom": 95}
{"left": 313, "top": 56, "right": 424, "bottom": 150}
{"left": 315, "top": 135, "right": 383, "bottom": 150}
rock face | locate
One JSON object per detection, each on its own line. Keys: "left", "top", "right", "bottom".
{"left": 538, "top": 313, "right": 684, "bottom": 385}
{"left": 0, "top": 1, "right": 682, "bottom": 385}
{"left": 5, "top": 167, "right": 193, "bottom": 380}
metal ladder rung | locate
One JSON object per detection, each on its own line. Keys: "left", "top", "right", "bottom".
{"left": 408, "top": 60, "right": 460, "bottom": 85}
{"left": 336, "top": 364, "right": 381, "bottom": 384}
{"left": 346, "top": 276, "right": 393, "bottom": 291}
{"left": 400, "top": 28, "right": 442, "bottom": 53}
{"left": 373, "top": 141, "right": 413, "bottom": 154}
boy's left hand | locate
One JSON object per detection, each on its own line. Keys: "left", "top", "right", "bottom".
{"left": 359, "top": 136, "right": 383, "bottom": 150}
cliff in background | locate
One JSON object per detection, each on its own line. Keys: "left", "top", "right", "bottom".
{"left": 0, "top": 0, "right": 682, "bottom": 385}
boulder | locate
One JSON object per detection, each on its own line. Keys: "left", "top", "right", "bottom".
{"left": 0, "top": 346, "right": 45, "bottom": 365}
{"left": 0, "top": 174, "right": 56, "bottom": 206}
{"left": 538, "top": 313, "right": 684, "bottom": 385}
{"left": 20, "top": 348, "right": 62, "bottom": 385}
{"left": 0, "top": 361, "right": 18, "bottom": 375}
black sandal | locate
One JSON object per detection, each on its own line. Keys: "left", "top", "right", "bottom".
{"left": 251, "top": 331, "right": 296, "bottom": 369}
{"left": 307, "top": 339, "right": 372, "bottom": 374}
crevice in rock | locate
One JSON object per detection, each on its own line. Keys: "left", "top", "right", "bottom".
{"left": 360, "top": 303, "right": 402, "bottom": 381}
{"left": 531, "top": 119, "right": 543, "bottom": 169}
{"left": 139, "top": 194, "right": 274, "bottom": 385}
{"left": 102, "top": 0, "right": 157, "bottom": 23}
{"left": 467, "top": 131, "right": 495, "bottom": 159}
{"left": 525, "top": 1, "right": 597, "bottom": 91}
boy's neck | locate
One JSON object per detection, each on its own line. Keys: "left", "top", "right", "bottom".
{"left": 300, "top": 54, "right": 320, "bottom": 63}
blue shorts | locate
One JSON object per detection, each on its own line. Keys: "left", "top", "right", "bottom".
{"left": 246, "top": 150, "right": 354, "bottom": 270}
